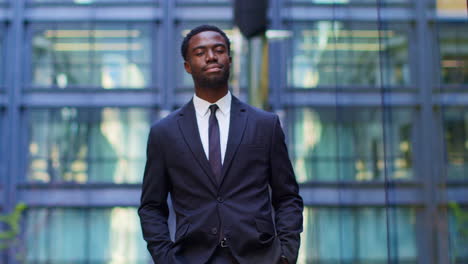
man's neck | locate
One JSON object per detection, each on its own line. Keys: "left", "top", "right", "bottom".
{"left": 194, "top": 85, "right": 229, "bottom": 104}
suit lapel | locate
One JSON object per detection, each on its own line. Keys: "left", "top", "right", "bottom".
{"left": 177, "top": 100, "right": 218, "bottom": 187}
{"left": 220, "top": 96, "right": 248, "bottom": 185}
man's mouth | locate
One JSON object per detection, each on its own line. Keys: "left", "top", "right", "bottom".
{"left": 204, "top": 64, "right": 223, "bottom": 72}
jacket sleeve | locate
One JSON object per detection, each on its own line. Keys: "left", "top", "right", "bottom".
{"left": 138, "top": 126, "right": 174, "bottom": 263}
{"left": 269, "top": 115, "right": 304, "bottom": 264}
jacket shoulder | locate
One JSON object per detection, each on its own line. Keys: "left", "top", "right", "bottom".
{"left": 149, "top": 107, "right": 183, "bottom": 135}
{"left": 242, "top": 102, "right": 278, "bottom": 121}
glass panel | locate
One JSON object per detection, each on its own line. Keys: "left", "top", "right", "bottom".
{"left": 438, "top": 23, "right": 468, "bottom": 85}
{"left": 448, "top": 204, "right": 468, "bottom": 263}
{"left": 443, "top": 109, "right": 468, "bottom": 179}
{"left": 176, "top": 23, "right": 248, "bottom": 92}
{"left": 31, "top": 23, "right": 152, "bottom": 89}
{"left": 31, "top": 0, "right": 152, "bottom": 3}
{"left": 288, "top": 22, "right": 410, "bottom": 88}
{"left": 436, "top": 0, "right": 468, "bottom": 17}
{"left": 299, "top": 207, "right": 418, "bottom": 264}
{"left": 0, "top": 26, "right": 4, "bottom": 86}
{"left": 0, "top": 111, "right": 3, "bottom": 185}
{"left": 177, "top": 0, "right": 230, "bottom": 3}
{"left": 289, "top": 108, "right": 414, "bottom": 182}
{"left": 25, "top": 208, "right": 151, "bottom": 264}
{"left": 289, "top": 0, "right": 410, "bottom": 4}
{"left": 27, "top": 108, "right": 152, "bottom": 183}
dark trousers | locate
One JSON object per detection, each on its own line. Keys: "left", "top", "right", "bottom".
{"left": 208, "top": 246, "right": 239, "bottom": 264}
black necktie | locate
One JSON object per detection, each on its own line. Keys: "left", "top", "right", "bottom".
{"left": 209, "top": 104, "right": 222, "bottom": 183}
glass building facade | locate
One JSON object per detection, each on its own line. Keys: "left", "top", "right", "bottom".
{"left": 0, "top": 0, "right": 467, "bottom": 263}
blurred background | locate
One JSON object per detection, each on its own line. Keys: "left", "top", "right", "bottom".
{"left": 0, "top": 0, "right": 467, "bottom": 263}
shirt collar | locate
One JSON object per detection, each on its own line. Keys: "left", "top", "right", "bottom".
{"left": 193, "top": 91, "right": 232, "bottom": 117}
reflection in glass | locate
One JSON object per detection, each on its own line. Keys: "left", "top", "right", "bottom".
{"left": 436, "top": 0, "right": 468, "bottom": 17}
{"left": 443, "top": 109, "right": 468, "bottom": 179}
{"left": 448, "top": 204, "right": 468, "bottom": 263}
{"left": 31, "top": 0, "right": 152, "bottom": 3}
{"left": 0, "top": 29, "right": 3, "bottom": 86}
{"left": 289, "top": 108, "right": 414, "bottom": 182}
{"left": 25, "top": 208, "right": 150, "bottom": 263}
{"left": 177, "top": 24, "right": 248, "bottom": 93}
{"left": 32, "top": 23, "right": 152, "bottom": 88}
{"left": 299, "top": 207, "right": 418, "bottom": 264}
{"left": 27, "top": 108, "right": 152, "bottom": 183}
{"left": 177, "top": 0, "right": 230, "bottom": 3}
{"left": 0, "top": 111, "right": 3, "bottom": 184}
{"left": 289, "top": 0, "right": 409, "bottom": 4}
{"left": 289, "top": 22, "right": 410, "bottom": 88}
{"left": 438, "top": 24, "right": 468, "bottom": 85}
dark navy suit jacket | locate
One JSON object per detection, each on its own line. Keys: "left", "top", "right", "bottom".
{"left": 138, "top": 96, "right": 303, "bottom": 264}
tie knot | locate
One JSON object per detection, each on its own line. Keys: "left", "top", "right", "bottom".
{"left": 209, "top": 104, "right": 219, "bottom": 114}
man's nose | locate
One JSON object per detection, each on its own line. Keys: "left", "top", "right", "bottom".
{"left": 206, "top": 50, "right": 217, "bottom": 62}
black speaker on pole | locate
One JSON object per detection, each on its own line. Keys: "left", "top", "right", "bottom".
{"left": 234, "top": 0, "right": 269, "bottom": 38}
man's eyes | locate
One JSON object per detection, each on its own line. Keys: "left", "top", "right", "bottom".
{"left": 194, "top": 48, "right": 225, "bottom": 56}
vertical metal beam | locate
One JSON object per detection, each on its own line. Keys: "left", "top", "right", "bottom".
{"left": 429, "top": 10, "right": 452, "bottom": 264}
{"left": 0, "top": 18, "right": 7, "bottom": 262}
{"left": 161, "top": 0, "right": 177, "bottom": 240}
{"left": 161, "top": 0, "right": 176, "bottom": 117}
{"left": 0, "top": 107, "right": 5, "bottom": 264}
{"left": 414, "top": 0, "right": 441, "bottom": 263}
{"left": 268, "top": 0, "right": 283, "bottom": 113}
{"left": 430, "top": 22, "right": 451, "bottom": 263}
{"left": 6, "top": 0, "right": 25, "bottom": 263}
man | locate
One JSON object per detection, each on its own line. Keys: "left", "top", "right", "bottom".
{"left": 138, "top": 25, "right": 303, "bottom": 264}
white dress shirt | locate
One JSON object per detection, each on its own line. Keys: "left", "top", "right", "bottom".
{"left": 193, "top": 91, "right": 231, "bottom": 164}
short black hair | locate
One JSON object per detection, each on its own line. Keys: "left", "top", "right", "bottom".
{"left": 181, "top": 24, "right": 231, "bottom": 61}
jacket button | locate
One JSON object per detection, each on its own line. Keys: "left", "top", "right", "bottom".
{"left": 217, "top": 196, "right": 224, "bottom": 203}
{"left": 211, "top": 227, "right": 218, "bottom": 235}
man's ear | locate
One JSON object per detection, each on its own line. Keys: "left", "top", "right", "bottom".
{"left": 229, "top": 56, "right": 232, "bottom": 64}
{"left": 184, "top": 60, "right": 192, "bottom": 74}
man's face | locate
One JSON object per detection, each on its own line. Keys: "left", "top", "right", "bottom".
{"left": 184, "top": 31, "right": 231, "bottom": 88}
